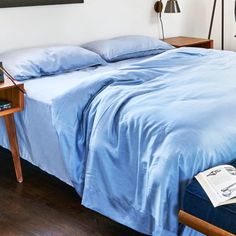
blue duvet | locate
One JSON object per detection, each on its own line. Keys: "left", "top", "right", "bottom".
{"left": 51, "top": 48, "right": 236, "bottom": 236}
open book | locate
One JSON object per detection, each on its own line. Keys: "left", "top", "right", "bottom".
{"left": 195, "top": 165, "right": 236, "bottom": 207}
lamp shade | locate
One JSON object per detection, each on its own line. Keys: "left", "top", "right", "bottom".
{"left": 164, "top": 0, "right": 181, "bottom": 13}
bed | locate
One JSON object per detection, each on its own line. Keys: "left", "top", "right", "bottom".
{"left": 1, "top": 37, "right": 236, "bottom": 236}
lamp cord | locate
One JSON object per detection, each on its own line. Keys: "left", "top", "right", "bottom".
{"left": 158, "top": 12, "right": 165, "bottom": 40}
{"left": 0, "top": 67, "right": 26, "bottom": 94}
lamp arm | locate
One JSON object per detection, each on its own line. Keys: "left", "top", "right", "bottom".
{"left": 159, "top": 12, "right": 165, "bottom": 40}
{"left": 154, "top": 0, "right": 165, "bottom": 40}
{"left": 235, "top": 0, "right": 236, "bottom": 37}
{"left": 222, "top": 0, "right": 224, "bottom": 50}
{"left": 235, "top": 0, "right": 236, "bottom": 22}
{"left": 208, "top": 0, "right": 217, "bottom": 39}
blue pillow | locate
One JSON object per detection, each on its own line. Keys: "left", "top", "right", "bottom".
{"left": 0, "top": 46, "right": 106, "bottom": 81}
{"left": 82, "top": 35, "right": 174, "bottom": 62}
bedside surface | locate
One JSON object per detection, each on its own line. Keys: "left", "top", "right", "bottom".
{"left": 0, "top": 78, "right": 22, "bottom": 90}
{"left": 164, "top": 36, "right": 213, "bottom": 48}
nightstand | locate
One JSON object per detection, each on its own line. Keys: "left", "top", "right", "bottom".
{"left": 0, "top": 78, "right": 24, "bottom": 183}
{"left": 164, "top": 36, "right": 214, "bottom": 49}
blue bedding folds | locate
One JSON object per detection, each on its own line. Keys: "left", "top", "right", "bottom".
{"left": 51, "top": 47, "right": 236, "bottom": 236}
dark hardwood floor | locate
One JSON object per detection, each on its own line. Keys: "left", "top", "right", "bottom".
{"left": 0, "top": 147, "right": 145, "bottom": 236}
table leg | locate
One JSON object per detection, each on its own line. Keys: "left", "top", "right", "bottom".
{"left": 4, "top": 114, "right": 23, "bottom": 183}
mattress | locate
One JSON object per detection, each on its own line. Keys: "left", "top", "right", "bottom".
{"left": 0, "top": 57, "right": 148, "bottom": 186}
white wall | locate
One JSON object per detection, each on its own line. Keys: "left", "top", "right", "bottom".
{"left": 0, "top": 0, "right": 235, "bottom": 52}
{"left": 0, "top": 0, "right": 159, "bottom": 52}
{"left": 163, "top": 0, "right": 235, "bottom": 50}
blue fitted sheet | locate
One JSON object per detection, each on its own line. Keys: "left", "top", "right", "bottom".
{"left": 0, "top": 57, "right": 145, "bottom": 186}
{"left": 50, "top": 47, "right": 236, "bottom": 236}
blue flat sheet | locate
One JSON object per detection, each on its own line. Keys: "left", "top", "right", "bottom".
{"left": 50, "top": 47, "right": 236, "bottom": 236}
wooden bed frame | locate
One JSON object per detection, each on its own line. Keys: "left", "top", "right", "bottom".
{"left": 179, "top": 210, "right": 235, "bottom": 236}
{"left": 0, "top": 0, "right": 83, "bottom": 8}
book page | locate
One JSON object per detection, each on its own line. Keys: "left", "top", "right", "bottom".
{"left": 195, "top": 165, "right": 236, "bottom": 207}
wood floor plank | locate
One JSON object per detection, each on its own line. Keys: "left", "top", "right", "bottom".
{"left": 0, "top": 147, "right": 145, "bottom": 236}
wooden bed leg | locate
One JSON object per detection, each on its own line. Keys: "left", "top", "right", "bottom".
{"left": 4, "top": 114, "right": 23, "bottom": 183}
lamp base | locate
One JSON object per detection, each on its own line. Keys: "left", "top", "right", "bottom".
{"left": 154, "top": 1, "right": 163, "bottom": 13}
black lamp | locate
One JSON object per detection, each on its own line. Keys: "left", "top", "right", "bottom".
{"left": 164, "top": 0, "right": 181, "bottom": 13}
{"left": 154, "top": 0, "right": 181, "bottom": 40}
{"left": 208, "top": 0, "right": 224, "bottom": 50}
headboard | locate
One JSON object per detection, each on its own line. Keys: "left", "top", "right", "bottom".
{"left": 0, "top": 0, "right": 83, "bottom": 8}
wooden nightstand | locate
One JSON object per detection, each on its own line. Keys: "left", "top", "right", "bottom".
{"left": 0, "top": 78, "right": 24, "bottom": 183}
{"left": 164, "top": 36, "right": 214, "bottom": 49}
